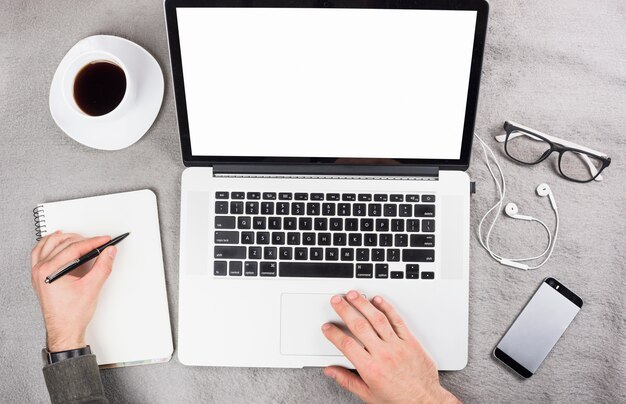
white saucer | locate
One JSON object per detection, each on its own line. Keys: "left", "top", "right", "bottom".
{"left": 49, "top": 35, "right": 164, "bottom": 150}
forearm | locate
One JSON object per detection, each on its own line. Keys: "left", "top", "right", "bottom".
{"left": 43, "top": 355, "right": 108, "bottom": 404}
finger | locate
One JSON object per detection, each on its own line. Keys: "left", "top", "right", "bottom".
{"left": 31, "top": 231, "right": 62, "bottom": 265}
{"left": 40, "top": 232, "right": 81, "bottom": 259}
{"left": 324, "top": 366, "right": 372, "bottom": 402}
{"left": 330, "top": 294, "right": 382, "bottom": 349}
{"left": 322, "top": 323, "right": 370, "bottom": 369}
{"left": 81, "top": 246, "right": 116, "bottom": 288}
{"left": 371, "top": 295, "right": 413, "bottom": 341}
{"left": 46, "top": 234, "right": 84, "bottom": 259}
{"left": 46, "top": 236, "right": 111, "bottom": 272}
{"left": 345, "top": 290, "right": 397, "bottom": 342}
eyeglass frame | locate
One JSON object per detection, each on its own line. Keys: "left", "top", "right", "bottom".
{"left": 495, "top": 121, "right": 611, "bottom": 183}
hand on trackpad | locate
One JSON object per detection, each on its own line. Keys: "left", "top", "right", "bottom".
{"left": 280, "top": 293, "right": 356, "bottom": 356}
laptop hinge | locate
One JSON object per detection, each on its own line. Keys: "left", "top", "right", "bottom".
{"left": 213, "top": 164, "right": 439, "bottom": 180}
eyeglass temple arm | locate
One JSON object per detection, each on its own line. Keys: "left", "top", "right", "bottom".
{"left": 494, "top": 131, "right": 604, "bottom": 181}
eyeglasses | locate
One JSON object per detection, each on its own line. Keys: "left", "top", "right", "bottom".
{"left": 496, "top": 121, "right": 611, "bottom": 183}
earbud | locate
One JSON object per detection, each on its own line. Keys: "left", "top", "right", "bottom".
{"left": 536, "top": 183, "right": 558, "bottom": 211}
{"left": 504, "top": 202, "right": 533, "bottom": 221}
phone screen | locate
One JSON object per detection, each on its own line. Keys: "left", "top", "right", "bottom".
{"left": 494, "top": 278, "right": 583, "bottom": 378}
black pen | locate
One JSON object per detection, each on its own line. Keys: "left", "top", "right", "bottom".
{"left": 45, "top": 233, "right": 130, "bottom": 284}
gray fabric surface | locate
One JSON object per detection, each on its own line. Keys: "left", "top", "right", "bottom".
{"left": 1, "top": 0, "right": 625, "bottom": 402}
{"left": 43, "top": 355, "right": 108, "bottom": 404}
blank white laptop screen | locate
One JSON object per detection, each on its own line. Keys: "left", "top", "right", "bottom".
{"left": 176, "top": 8, "right": 477, "bottom": 160}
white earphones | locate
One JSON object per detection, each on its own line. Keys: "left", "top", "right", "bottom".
{"left": 475, "top": 134, "right": 560, "bottom": 271}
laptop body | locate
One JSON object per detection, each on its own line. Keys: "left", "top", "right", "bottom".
{"left": 165, "top": 0, "right": 488, "bottom": 370}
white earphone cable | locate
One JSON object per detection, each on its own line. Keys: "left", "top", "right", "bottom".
{"left": 475, "top": 133, "right": 558, "bottom": 269}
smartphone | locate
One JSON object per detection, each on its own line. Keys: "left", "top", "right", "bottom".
{"left": 493, "top": 277, "right": 583, "bottom": 378}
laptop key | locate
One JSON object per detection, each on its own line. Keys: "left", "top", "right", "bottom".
{"left": 215, "top": 216, "right": 236, "bottom": 229}
{"left": 261, "top": 202, "right": 274, "bottom": 215}
{"left": 287, "top": 232, "right": 300, "bottom": 245}
{"left": 395, "top": 234, "right": 408, "bottom": 247}
{"left": 314, "top": 218, "right": 328, "bottom": 230}
{"left": 253, "top": 217, "right": 266, "bottom": 229}
{"left": 268, "top": 217, "right": 281, "bottom": 230}
{"left": 310, "top": 248, "right": 324, "bottom": 260}
{"left": 376, "top": 219, "right": 389, "bottom": 232}
{"left": 244, "top": 262, "right": 258, "bottom": 276}
{"left": 295, "top": 193, "right": 308, "bottom": 201}
{"left": 387, "top": 249, "right": 400, "bottom": 261}
{"left": 421, "top": 271, "right": 435, "bottom": 279}
{"left": 264, "top": 247, "right": 277, "bottom": 259}
{"left": 231, "top": 192, "right": 245, "bottom": 200}
{"left": 280, "top": 247, "right": 292, "bottom": 260}
{"left": 229, "top": 261, "right": 243, "bottom": 276}
{"left": 292, "top": 202, "right": 305, "bottom": 215}
{"left": 311, "top": 193, "right": 324, "bottom": 201}
{"left": 341, "top": 248, "right": 354, "bottom": 261}
{"left": 295, "top": 248, "right": 308, "bottom": 260}
{"left": 390, "top": 194, "right": 403, "bottom": 202}
{"left": 260, "top": 262, "right": 277, "bottom": 276}
{"left": 379, "top": 234, "right": 393, "bottom": 247}
{"left": 391, "top": 219, "right": 404, "bottom": 232}
{"left": 374, "top": 194, "right": 388, "bottom": 202}
{"left": 358, "top": 194, "right": 372, "bottom": 201}
{"left": 422, "top": 195, "right": 436, "bottom": 203}
{"left": 272, "top": 232, "right": 285, "bottom": 245}
{"left": 399, "top": 204, "right": 412, "bottom": 217}
{"left": 215, "top": 231, "right": 239, "bottom": 244}
{"left": 279, "top": 193, "right": 292, "bottom": 200}
{"left": 256, "top": 232, "right": 270, "bottom": 245}
{"left": 333, "top": 233, "right": 347, "bottom": 246}
{"left": 402, "top": 249, "right": 435, "bottom": 262}
{"left": 345, "top": 218, "right": 358, "bottom": 231}
{"left": 284, "top": 217, "right": 297, "bottom": 230}
{"left": 415, "top": 204, "right": 435, "bottom": 217}
{"left": 247, "top": 192, "right": 261, "bottom": 200}
{"left": 322, "top": 203, "right": 336, "bottom": 216}
{"left": 215, "top": 201, "right": 228, "bottom": 214}
{"left": 326, "top": 193, "right": 340, "bottom": 201}
{"left": 364, "top": 233, "right": 377, "bottom": 246}
{"left": 246, "top": 202, "right": 259, "bottom": 215}
{"left": 407, "top": 219, "right": 420, "bottom": 232}
{"left": 214, "top": 261, "right": 227, "bottom": 276}
{"left": 215, "top": 191, "right": 229, "bottom": 199}
{"left": 241, "top": 232, "right": 254, "bottom": 244}
{"left": 342, "top": 194, "right": 356, "bottom": 201}
{"left": 299, "top": 217, "right": 312, "bottom": 230}
{"left": 303, "top": 233, "right": 316, "bottom": 245}
{"left": 262, "top": 192, "right": 276, "bottom": 200}
{"left": 325, "top": 248, "right": 339, "bottom": 261}
{"left": 338, "top": 203, "right": 351, "bottom": 216}
{"left": 368, "top": 203, "right": 382, "bottom": 217}
{"left": 384, "top": 204, "right": 397, "bottom": 217}
{"left": 423, "top": 220, "right": 435, "bottom": 232}
{"left": 391, "top": 271, "right": 404, "bottom": 279}
{"left": 356, "top": 263, "right": 373, "bottom": 278}
{"left": 277, "top": 202, "right": 289, "bottom": 215}
{"left": 356, "top": 249, "right": 369, "bottom": 261}
{"left": 330, "top": 218, "right": 343, "bottom": 231}
{"left": 307, "top": 202, "right": 320, "bottom": 216}
{"left": 360, "top": 219, "right": 373, "bottom": 231}
{"left": 410, "top": 234, "right": 435, "bottom": 247}
{"left": 406, "top": 264, "right": 419, "bottom": 279}
{"left": 318, "top": 233, "right": 332, "bottom": 245}
{"left": 237, "top": 216, "right": 251, "bottom": 229}
{"left": 230, "top": 201, "right": 244, "bottom": 214}
{"left": 375, "top": 264, "right": 389, "bottom": 278}
{"left": 372, "top": 248, "right": 385, "bottom": 261}
{"left": 279, "top": 262, "right": 353, "bottom": 278}
{"left": 214, "top": 246, "right": 246, "bottom": 259}
{"left": 349, "top": 233, "right": 362, "bottom": 246}
{"left": 406, "top": 195, "right": 420, "bottom": 202}
{"left": 353, "top": 203, "right": 366, "bottom": 216}
{"left": 249, "top": 247, "right": 261, "bottom": 259}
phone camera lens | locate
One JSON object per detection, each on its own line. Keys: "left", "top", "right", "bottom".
{"left": 548, "top": 279, "right": 555, "bottom": 286}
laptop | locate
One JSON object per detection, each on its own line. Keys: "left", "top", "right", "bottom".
{"left": 165, "top": 0, "right": 488, "bottom": 370}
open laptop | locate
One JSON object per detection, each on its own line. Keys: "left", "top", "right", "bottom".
{"left": 165, "top": 0, "right": 488, "bottom": 370}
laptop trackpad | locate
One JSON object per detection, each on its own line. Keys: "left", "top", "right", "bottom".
{"left": 280, "top": 293, "right": 348, "bottom": 356}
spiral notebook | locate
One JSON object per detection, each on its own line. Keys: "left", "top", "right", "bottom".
{"left": 33, "top": 189, "right": 173, "bottom": 368}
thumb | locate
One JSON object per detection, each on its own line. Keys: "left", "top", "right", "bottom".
{"left": 324, "top": 366, "right": 372, "bottom": 402}
{"left": 83, "top": 246, "right": 116, "bottom": 288}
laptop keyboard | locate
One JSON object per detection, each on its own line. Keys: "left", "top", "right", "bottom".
{"left": 212, "top": 192, "right": 436, "bottom": 280}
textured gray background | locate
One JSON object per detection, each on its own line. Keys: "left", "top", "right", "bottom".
{"left": 1, "top": 0, "right": 625, "bottom": 402}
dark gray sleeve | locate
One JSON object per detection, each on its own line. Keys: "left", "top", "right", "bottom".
{"left": 42, "top": 354, "right": 108, "bottom": 404}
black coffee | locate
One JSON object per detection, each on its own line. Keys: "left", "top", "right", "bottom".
{"left": 73, "top": 61, "right": 126, "bottom": 116}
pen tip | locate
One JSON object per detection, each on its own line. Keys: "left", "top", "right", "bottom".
{"left": 44, "top": 279, "right": 50, "bottom": 284}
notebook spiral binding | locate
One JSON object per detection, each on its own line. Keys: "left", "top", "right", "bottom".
{"left": 34, "top": 205, "right": 47, "bottom": 241}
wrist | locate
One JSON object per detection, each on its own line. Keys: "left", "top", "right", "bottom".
{"left": 46, "top": 333, "right": 86, "bottom": 352}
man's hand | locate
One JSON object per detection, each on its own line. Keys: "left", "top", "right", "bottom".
{"left": 31, "top": 231, "right": 116, "bottom": 352}
{"left": 322, "top": 291, "right": 460, "bottom": 404}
